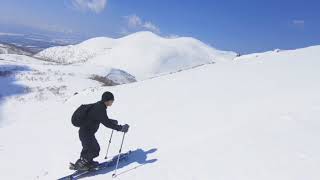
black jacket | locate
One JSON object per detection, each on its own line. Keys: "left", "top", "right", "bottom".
{"left": 79, "top": 101, "right": 122, "bottom": 135}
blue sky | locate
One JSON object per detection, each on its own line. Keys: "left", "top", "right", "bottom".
{"left": 0, "top": 0, "right": 319, "bottom": 54}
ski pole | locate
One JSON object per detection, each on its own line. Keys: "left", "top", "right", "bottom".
{"left": 104, "top": 130, "right": 114, "bottom": 159}
{"left": 112, "top": 132, "right": 126, "bottom": 178}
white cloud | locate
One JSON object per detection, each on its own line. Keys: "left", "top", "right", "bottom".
{"left": 127, "top": 14, "right": 143, "bottom": 28}
{"left": 123, "top": 14, "right": 160, "bottom": 34}
{"left": 143, "top": 22, "right": 160, "bottom": 34}
{"left": 71, "top": 0, "right": 107, "bottom": 13}
{"left": 292, "top": 19, "right": 305, "bottom": 28}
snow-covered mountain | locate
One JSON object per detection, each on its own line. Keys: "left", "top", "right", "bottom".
{"left": 0, "top": 53, "right": 136, "bottom": 102}
{"left": 36, "top": 31, "right": 237, "bottom": 79}
{"left": 1, "top": 31, "right": 238, "bottom": 102}
{"left": 1, "top": 31, "right": 320, "bottom": 180}
{"left": 0, "top": 43, "right": 33, "bottom": 56}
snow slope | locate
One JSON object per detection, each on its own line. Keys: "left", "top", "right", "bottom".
{"left": 0, "top": 54, "right": 135, "bottom": 104}
{"left": 0, "top": 43, "right": 33, "bottom": 56}
{"left": 35, "top": 31, "right": 236, "bottom": 79}
{"left": 0, "top": 45, "right": 320, "bottom": 180}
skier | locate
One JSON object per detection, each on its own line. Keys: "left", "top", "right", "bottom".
{"left": 73, "top": 91, "right": 130, "bottom": 170}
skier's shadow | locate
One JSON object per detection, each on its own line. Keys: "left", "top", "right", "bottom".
{"left": 77, "top": 148, "right": 158, "bottom": 179}
{"left": 0, "top": 64, "right": 30, "bottom": 127}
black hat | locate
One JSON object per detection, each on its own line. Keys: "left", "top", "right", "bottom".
{"left": 101, "top": 91, "right": 114, "bottom": 102}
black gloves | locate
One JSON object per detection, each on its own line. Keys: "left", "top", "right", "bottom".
{"left": 111, "top": 120, "right": 129, "bottom": 133}
{"left": 120, "top": 124, "right": 130, "bottom": 133}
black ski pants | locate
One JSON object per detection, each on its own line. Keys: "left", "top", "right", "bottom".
{"left": 79, "top": 130, "right": 100, "bottom": 161}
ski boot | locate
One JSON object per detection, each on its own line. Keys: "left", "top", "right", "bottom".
{"left": 72, "top": 157, "right": 91, "bottom": 171}
{"left": 89, "top": 160, "right": 99, "bottom": 168}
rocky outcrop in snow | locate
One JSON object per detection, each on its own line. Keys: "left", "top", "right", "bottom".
{"left": 90, "top": 69, "right": 136, "bottom": 86}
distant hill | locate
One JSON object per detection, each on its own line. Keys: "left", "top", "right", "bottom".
{"left": 0, "top": 42, "right": 33, "bottom": 56}
{"left": 36, "top": 31, "right": 237, "bottom": 79}
{"left": 0, "top": 32, "right": 80, "bottom": 53}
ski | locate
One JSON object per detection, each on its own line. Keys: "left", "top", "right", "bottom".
{"left": 58, "top": 151, "right": 131, "bottom": 180}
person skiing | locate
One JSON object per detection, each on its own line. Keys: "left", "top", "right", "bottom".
{"left": 73, "top": 91, "right": 129, "bottom": 170}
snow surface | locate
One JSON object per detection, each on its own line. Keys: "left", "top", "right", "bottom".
{"left": 0, "top": 43, "right": 320, "bottom": 180}
{"left": 0, "top": 54, "right": 135, "bottom": 103}
{"left": 35, "top": 31, "right": 236, "bottom": 79}
{"left": 0, "top": 43, "right": 32, "bottom": 56}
